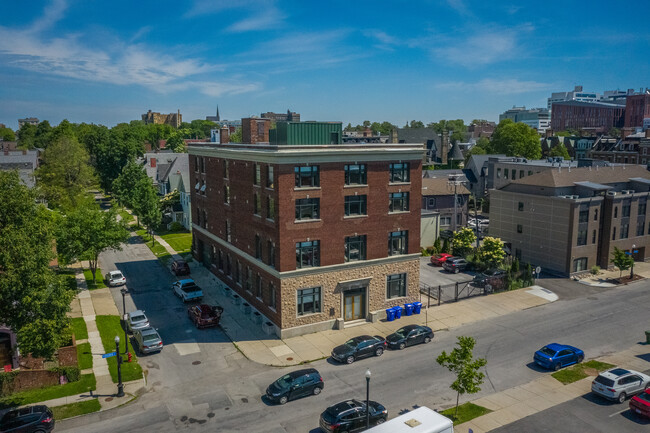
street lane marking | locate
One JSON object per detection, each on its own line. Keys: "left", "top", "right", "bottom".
{"left": 608, "top": 407, "right": 628, "bottom": 417}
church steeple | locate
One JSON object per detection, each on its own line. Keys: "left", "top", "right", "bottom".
{"left": 216, "top": 105, "right": 221, "bottom": 122}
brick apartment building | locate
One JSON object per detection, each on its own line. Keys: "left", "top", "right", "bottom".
{"left": 188, "top": 119, "right": 422, "bottom": 338}
{"left": 490, "top": 165, "right": 650, "bottom": 276}
{"left": 624, "top": 93, "right": 650, "bottom": 129}
{"left": 550, "top": 101, "right": 625, "bottom": 133}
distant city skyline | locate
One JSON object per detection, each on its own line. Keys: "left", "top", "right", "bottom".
{"left": 1, "top": 0, "right": 649, "bottom": 130}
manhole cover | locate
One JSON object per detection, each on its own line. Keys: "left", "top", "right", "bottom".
{"left": 192, "top": 360, "right": 201, "bottom": 365}
{"left": 286, "top": 357, "right": 293, "bottom": 361}
{"left": 105, "top": 397, "right": 113, "bottom": 402}
{"left": 207, "top": 413, "right": 215, "bottom": 418}
{"left": 241, "top": 397, "right": 248, "bottom": 403}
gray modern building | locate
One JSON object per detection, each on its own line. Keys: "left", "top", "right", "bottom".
{"left": 499, "top": 106, "right": 550, "bottom": 133}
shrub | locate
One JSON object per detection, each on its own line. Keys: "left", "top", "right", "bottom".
{"left": 441, "top": 238, "right": 450, "bottom": 254}
{"left": 421, "top": 247, "right": 431, "bottom": 257}
{"left": 590, "top": 265, "right": 600, "bottom": 275}
{"left": 0, "top": 371, "right": 18, "bottom": 396}
{"left": 433, "top": 238, "right": 441, "bottom": 254}
{"left": 50, "top": 366, "right": 81, "bottom": 383}
{"left": 511, "top": 258, "right": 520, "bottom": 274}
{"left": 169, "top": 221, "right": 184, "bottom": 232}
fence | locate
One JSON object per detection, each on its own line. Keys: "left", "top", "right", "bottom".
{"left": 419, "top": 274, "right": 509, "bottom": 306}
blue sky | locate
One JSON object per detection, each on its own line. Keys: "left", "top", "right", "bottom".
{"left": 1, "top": 0, "right": 649, "bottom": 130}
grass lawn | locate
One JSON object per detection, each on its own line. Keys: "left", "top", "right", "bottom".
{"left": 552, "top": 360, "right": 616, "bottom": 385}
{"left": 440, "top": 402, "right": 491, "bottom": 425}
{"left": 118, "top": 208, "right": 135, "bottom": 225}
{"left": 135, "top": 229, "right": 169, "bottom": 257}
{"left": 0, "top": 374, "right": 96, "bottom": 409}
{"left": 77, "top": 342, "right": 93, "bottom": 370}
{"left": 70, "top": 317, "right": 88, "bottom": 341}
{"left": 57, "top": 269, "right": 78, "bottom": 291}
{"left": 83, "top": 268, "right": 107, "bottom": 290}
{"left": 95, "top": 315, "right": 143, "bottom": 383}
{"left": 159, "top": 231, "right": 192, "bottom": 253}
{"left": 51, "top": 399, "right": 101, "bottom": 420}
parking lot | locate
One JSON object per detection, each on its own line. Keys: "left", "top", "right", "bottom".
{"left": 419, "top": 256, "right": 483, "bottom": 303}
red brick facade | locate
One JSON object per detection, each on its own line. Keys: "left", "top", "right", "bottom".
{"left": 625, "top": 94, "right": 650, "bottom": 128}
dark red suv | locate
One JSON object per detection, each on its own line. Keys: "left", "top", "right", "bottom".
{"left": 171, "top": 259, "right": 190, "bottom": 276}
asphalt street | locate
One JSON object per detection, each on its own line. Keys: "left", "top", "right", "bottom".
{"left": 58, "top": 234, "right": 650, "bottom": 432}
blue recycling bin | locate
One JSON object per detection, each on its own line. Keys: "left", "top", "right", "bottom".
{"left": 413, "top": 302, "right": 422, "bottom": 314}
{"left": 393, "top": 306, "right": 402, "bottom": 319}
{"left": 404, "top": 303, "right": 414, "bottom": 316}
{"left": 385, "top": 308, "right": 396, "bottom": 322}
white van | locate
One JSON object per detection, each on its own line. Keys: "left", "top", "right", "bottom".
{"left": 365, "top": 406, "right": 453, "bottom": 433}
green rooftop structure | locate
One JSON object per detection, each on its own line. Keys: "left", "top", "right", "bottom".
{"left": 269, "top": 121, "right": 342, "bottom": 145}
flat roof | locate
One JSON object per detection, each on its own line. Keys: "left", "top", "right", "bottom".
{"left": 573, "top": 181, "right": 612, "bottom": 190}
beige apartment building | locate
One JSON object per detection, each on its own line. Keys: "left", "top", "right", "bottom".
{"left": 490, "top": 165, "right": 650, "bottom": 276}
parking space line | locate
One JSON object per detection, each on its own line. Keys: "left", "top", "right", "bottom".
{"left": 608, "top": 407, "right": 628, "bottom": 417}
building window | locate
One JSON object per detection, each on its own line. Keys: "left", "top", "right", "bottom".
{"left": 504, "top": 168, "right": 509, "bottom": 179}
{"left": 296, "top": 240, "right": 320, "bottom": 268}
{"left": 297, "top": 287, "right": 321, "bottom": 316}
{"left": 579, "top": 208, "right": 588, "bottom": 223}
{"left": 267, "top": 165, "right": 274, "bottom": 189}
{"left": 440, "top": 216, "right": 451, "bottom": 226}
{"left": 427, "top": 198, "right": 436, "bottom": 208}
{"left": 254, "top": 192, "right": 261, "bottom": 215}
{"left": 518, "top": 202, "right": 524, "bottom": 212}
{"left": 226, "top": 254, "right": 232, "bottom": 277}
{"left": 592, "top": 230, "right": 597, "bottom": 244}
{"left": 267, "top": 196, "right": 275, "bottom": 220}
{"left": 517, "top": 224, "right": 523, "bottom": 234}
{"left": 255, "top": 235, "right": 262, "bottom": 260}
{"left": 295, "top": 198, "right": 320, "bottom": 220}
{"left": 620, "top": 224, "right": 629, "bottom": 239}
{"left": 497, "top": 168, "right": 501, "bottom": 179}
{"left": 622, "top": 202, "right": 631, "bottom": 218}
{"left": 236, "top": 260, "right": 242, "bottom": 286}
{"left": 226, "top": 220, "right": 231, "bottom": 242}
{"left": 202, "top": 210, "right": 208, "bottom": 229}
{"left": 511, "top": 169, "right": 516, "bottom": 180}
{"left": 345, "top": 164, "right": 367, "bottom": 185}
{"left": 345, "top": 195, "right": 367, "bottom": 216}
{"left": 269, "top": 283, "right": 276, "bottom": 309}
{"left": 386, "top": 273, "right": 407, "bottom": 299}
{"left": 388, "top": 230, "right": 408, "bottom": 255}
{"left": 519, "top": 170, "right": 524, "bottom": 179}
{"left": 639, "top": 199, "right": 647, "bottom": 216}
{"left": 194, "top": 156, "right": 199, "bottom": 172}
{"left": 295, "top": 166, "right": 319, "bottom": 188}
{"left": 345, "top": 235, "right": 367, "bottom": 262}
{"left": 614, "top": 207, "right": 618, "bottom": 218}
{"left": 254, "top": 163, "right": 261, "bottom": 185}
{"left": 256, "top": 274, "right": 263, "bottom": 298}
{"left": 637, "top": 222, "right": 644, "bottom": 237}
{"left": 224, "top": 185, "right": 230, "bottom": 204}
{"left": 389, "top": 192, "right": 409, "bottom": 213}
{"left": 612, "top": 227, "right": 616, "bottom": 240}
{"left": 528, "top": 170, "right": 533, "bottom": 176}
{"left": 267, "top": 240, "right": 275, "bottom": 268}
{"left": 594, "top": 209, "right": 598, "bottom": 221}
{"left": 389, "top": 163, "right": 410, "bottom": 183}
{"left": 573, "top": 258, "right": 588, "bottom": 273}
{"left": 246, "top": 267, "right": 252, "bottom": 292}
{"left": 200, "top": 157, "right": 205, "bottom": 173}
{"left": 577, "top": 230, "right": 587, "bottom": 246}
{"left": 223, "top": 160, "right": 229, "bottom": 179}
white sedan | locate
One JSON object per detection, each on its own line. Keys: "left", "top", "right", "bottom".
{"left": 105, "top": 270, "right": 126, "bottom": 286}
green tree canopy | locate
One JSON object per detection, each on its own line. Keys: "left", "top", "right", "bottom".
{"left": 34, "top": 120, "right": 52, "bottom": 149}
{"left": 436, "top": 336, "right": 487, "bottom": 418}
{"left": 229, "top": 127, "right": 242, "bottom": 143}
{"left": 56, "top": 196, "right": 129, "bottom": 283}
{"left": 36, "top": 135, "right": 97, "bottom": 210}
{"left": 478, "top": 237, "right": 506, "bottom": 268}
{"left": 0, "top": 171, "right": 74, "bottom": 358}
{"left": 17, "top": 123, "right": 37, "bottom": 148}
{"left": 548, "top": 144, "right": 570, "bottom": 159}
{"left": 491, "top": 119, "right": 542, "bottom": 159}
{"left": 134, "top": 177, "right": 161, "bottom": 242}
{"left": 611, "top": 247, "right": 634, "bottom": 278}
{"left": 428, "top": 119, "right": 467, "bottom": 144}
{"left": 112, "top": 160, "right": 149, "bottom": 209}
{"left": 452, "top": 227, "right": 476, "bottom": 257}
{"left": 0, "top": 126, "right": 15, "bottom": 141}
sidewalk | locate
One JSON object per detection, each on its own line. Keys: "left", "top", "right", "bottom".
{"left": 455, "top": 342, "right": 650, "bottom": 432}
{"left": 574, "top": 261, "right": 650, "bottom": 287}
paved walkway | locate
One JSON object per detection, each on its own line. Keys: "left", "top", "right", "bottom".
{"left": 456, "top": 342, "right": 650, "bottom": 432}
{"left": 574, "top": 260, "right": 650, "bottom": 287}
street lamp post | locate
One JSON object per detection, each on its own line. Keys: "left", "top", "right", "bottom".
{"left": 365, "top": 368, "right": 371, "bottom": 429}
{"left": 120, "top": 288, "right": 128, "bottom": 354}
{"left": 115, "top": 336, "right": 124, "bottom": 397}
{"left": 631, "top": 244, "right": 636, "bottom": 278}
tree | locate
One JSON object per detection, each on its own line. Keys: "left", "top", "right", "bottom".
{"left": 146, "top": 123, "right": 173, "bottom": 151}
{"left": 491, "top": 119, "right": 541, "bottom": 159}
{"left": 93, "top": 123, "right": 146, "bottom": 191}
{"left": 436, "top": 336, "right": 487, "bottom": 419}
{"left": 611, "top": 247, "right": 634, "bottom": 278}
{"left": 428, "top": 119, "right": 467, "bottom": 144}
{"left": 432, "top": 237, "right": 441, "bottom": 254}
{"left": 229, "top": 127, "right": 242, "bottom": 143}
{"left": 406, "top": 120, "right": 425, "bottom": 128}
{"left": 441, "top": 237, "right": 450, "bottom": 254}
{"left": 478, "top": 237, "right": 506, "bottom": 269}
{"left": 34, "top": 120, "right": 52, "bottom": 149}
{"left": 56, "top": 196, "right": 129, "bottom": 283}
{"left": 112, "top": 160, "right": 149, "bottom": 210}
{"left": 17, "top": 123, "right": 36, "bottom": 148}
{"left": 134, "top": 178, "right": 161, "bottom": 244}
{"left": 452, "top": 227, "right": 476, "bottom": 257}
{"left": 36, "top": 135, "right": 97, "bottom": 210}
{"left": 166, "top": 130, "right": 188, "bottom": 153}
{"left": 548, "top": 144, "right": 570, "bottom": 159}
{"left": 0, "top": 171, "right": 74, "bottom": 359}
{"left": 0, "top": 126, "right": 15, "bottom": 141}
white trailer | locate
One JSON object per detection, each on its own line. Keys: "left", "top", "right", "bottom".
{"left": 365, "top": 406, "right": 454, "bottom": 433}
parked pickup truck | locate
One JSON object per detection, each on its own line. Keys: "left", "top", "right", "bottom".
{"left": 188, "top": 304, "right": 224, "bottom": 328}
{"left": 172, "top": 279, "right": 203, "bottom": 302}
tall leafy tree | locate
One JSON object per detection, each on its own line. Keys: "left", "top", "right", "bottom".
{"left": 112, "top": 160, "right": 149, "bottom": 210}
{"left": 36, "top": 135, "right": 97, "bottom": 209}
{"left": 478, "top": 237, "right": 506, "bottom": 268}
{"left": 17, "top": 123, "right": 37, "bottom": 148}
{"left": 611, "top": 247, "right": 634, "bottom": 278}
{"left": 0, "top": 171, "right": 74, "bottom": 359}
{"left": 134, "top": 177, "right": 161, "bottom": 244}
{"left": 436, "top": 336, "right": 487, "bottom": 419}
{"left": 34, "top": 120, "right": 52, "bottom": 148}
{"left": 491, "top": 119, "right": 541, "bottom": 159}
{"left": 56, "top": 196, "right": 130, "bottom": 283}
{"left": 0, "top": 126, "right": 15, "bottom": 141}
{"left": 94, "top": 123, "right": 146, "bottom": 191}
{"left": 452, "top": 227, "right": 476, "bottom": 257}
{"left": 146, "top": 123, "right": 173, "bottom": 151}
{"left": 548, "top": 144, "right": 570, "bottom": 159}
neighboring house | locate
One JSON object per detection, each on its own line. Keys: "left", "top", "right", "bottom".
{"left": 0, "top": 326, "right": 18, "bottom": 370}
{"left": 0, "top": 149, "right": 39, "bottom": 187}
{"left": 463, "top": 154, "right": 506, "bottom": 200}
{"left": 421, "top": 175, "right": 470, "bottom": 238}
{"left": 589, "top": 132, "right": 650, "bottom": 165}
{"left": 490, "top": 165, "right": 650, "bottom": 276}
{"left": 189, "top": 118, "right": 423, "bottom": 338}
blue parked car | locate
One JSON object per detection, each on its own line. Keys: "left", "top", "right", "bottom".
{"left": 533, "top": 343, "right": 584, "bottom": 371}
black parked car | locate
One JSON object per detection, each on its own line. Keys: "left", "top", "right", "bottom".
{"left": 472, "top": 269, "right": 506, "bottom": 287}
{"left": 386, "top": 325, "right": 434, "bottom": 350}
{"left": 265, "top": 368, "right": 324, "bottom": 405}
{"left": 0, "top": 405, "right": 54, "bottom": 432}
{"left": 331, "top": 335, "right": 387, "bottom": 364}
{"left": 319, "top": 399, "right": 387, "bottom": 432}
{"left": 442, "top": 257, "right": 468, "bottom": 273}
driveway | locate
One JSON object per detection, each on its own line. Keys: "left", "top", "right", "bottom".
{"left": 420, "top": 256, "right": 476, "bottom": 287}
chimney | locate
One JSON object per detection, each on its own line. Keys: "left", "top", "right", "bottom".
{"left": 241, "top": 118, "right": 270, "bottom": 144}
{"left": 441, "top": 130, "right": 449, "bottom": 165}
{"left": 220, "top": 126, "right": 230, "bottom": 144}
{"left": 22, "top": 149, "right": 27, "bottom": 155}
{"left": 150, "top": 157, "right": 156, "bottom": 168}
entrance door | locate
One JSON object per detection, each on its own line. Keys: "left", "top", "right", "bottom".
{"left": 343, "top": 288, "right": 366, "bottom": 321}
{"left": 0, "top": 333, "right": 11, "bottom": 368}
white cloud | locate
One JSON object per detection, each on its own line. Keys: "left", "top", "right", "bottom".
{"left": 185, "top": 0, "right": 285, "bottom": 32}
{"left": 0, "top": 1, "right": 259, "bottom": 98}
{"left": 435, "top": 78, "right": 551, "bottom": 94}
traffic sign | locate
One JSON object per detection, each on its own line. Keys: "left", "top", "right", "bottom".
{"left": 535, "top": 266, "right": 541, "bottom": 275}
{"left": 102, "top": 352, "right": 116, "bottom": 359}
